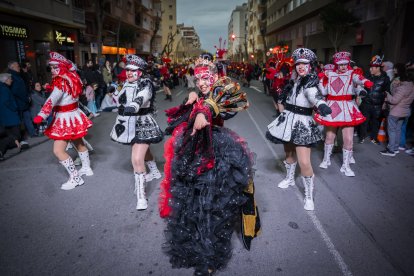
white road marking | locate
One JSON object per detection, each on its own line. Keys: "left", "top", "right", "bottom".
{"left": 175, "top": 88, "right": 186, "bottom": 97}
{"left": 156, "top": 88, "right": 164, "bottom": 94}
{"left": 246, "top": 109, "right": 353, "bottom": 276}
{"left": 250, "top": 86, "right": 263, "bottom": 93}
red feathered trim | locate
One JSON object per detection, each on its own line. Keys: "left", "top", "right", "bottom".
{"left": 159, "top": 123, "right": 186, "bottom": 218}
{"left": 51, "top": 72, "right": 83, "bottom": 98}
{"left": 314, "top": 115, "right": 366, "bottom": 127}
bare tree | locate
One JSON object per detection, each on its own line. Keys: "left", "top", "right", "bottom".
{"left": 150, "top": 10, "right": 163, "bottom": 54}
{"left": 161, "top": 31, "right": 179, "bottom": 57}
{"left": 94, "top": 0, "right": 110, "bottom": 61}
{"left": 320, "top": 0, "right": 359, "bottom": 52}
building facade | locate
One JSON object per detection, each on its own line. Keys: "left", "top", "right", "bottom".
{"left": 0, "top": 0, "right": 162, "bottom": 83}
{"left": 228, "top": 3, "right": 248, "bottom": 61}
{"left": 0, "top": 0, "right": 85, "bottom": 83}
{"left": 175, "top": 24, "right": 202, "bottom": 62}
{"left": 265, "top": 0, "right": 414, "bottom": 71}
{"left": 247, "top": 0, "right": 267, "bottom": 63}
{"left": 160, "top": 0, "right": 177, "bottom": 60}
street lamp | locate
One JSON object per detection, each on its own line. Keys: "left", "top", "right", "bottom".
{"left": 230, "top": 33, "right": 248, "bottom": 62}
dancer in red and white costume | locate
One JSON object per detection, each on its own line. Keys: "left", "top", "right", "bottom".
{"left": 33, "top": 52, "right": 93, "bottom": 190}
{"left": 315, "top": 52, "right": 373, "bottom": 176}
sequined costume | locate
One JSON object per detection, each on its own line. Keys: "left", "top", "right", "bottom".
{"left": 110, "top": 77, "right": 163, "bottom": 144}
{"left": 267, "top": 74, "right": 327, "bottom": 145}
{"left": 37, "top": 56, "right": 92, "bottom": 140}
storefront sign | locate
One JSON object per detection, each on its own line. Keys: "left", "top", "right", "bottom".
{"left": 102, "top": 45, "right": 136, "bottom": 55}
{"left": 0, "top": 22, "right": 28, "bottom": 39}
{"left": 55, "top": 30, "right": 75, "bottom": 45}
{"left": 90, "top": 42, "right": 98, "bottom": 54}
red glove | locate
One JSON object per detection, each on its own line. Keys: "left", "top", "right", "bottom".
{"left": 317, "top": 72, "right": 326, "bottom": 80}
{"left": 44, "top": 84, "right": 53, "bottom": 93}
{"left": 33, "top": 116, "right": 43, "bottom": 124}
{"left": 364, "top": 81, "right": 374, "bottom": 89}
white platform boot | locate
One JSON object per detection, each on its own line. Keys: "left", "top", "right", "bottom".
{"left": 319, "top": 143, "right": 334, "bottom": 169}
{"left": 78, "top": 150, "right": 93, "bottom": 176}
{"left": 340, "top": 149, "right": 355, "bottom": 177}
{"left": 145, "top": 160, "right": 162, "bottom": 182}
{"left": 349, "top": 150, "right": 355, "bottom": 164}
{"left": 278, "top": 160, "right": 297, "bottom": 189}
{"left": 134, "top": 172, "right": 148, "bottom": 210}
{"left": 302, "top": 175, "right": 315, "bottom": 211}
{"left": 59, "top": 157, "right": 84, "bottom": 190}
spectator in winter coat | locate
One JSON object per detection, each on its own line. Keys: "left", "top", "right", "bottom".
{"left": 30, "top": 82, "right": 46, "bottom": 136}
{"left": 7, "top": 61, "right": 36, "bottom": 137}
{"left": 380, "top": 64, "right": 414, "bottom": 156}
{"left": 359, "top": 55, "right": 391, "bottom": 144}
{"left": 102, "top": 60, "right": 113, "bottom": 85}
{"left": 0, "top": 73, "right": 21, "bottom": 159}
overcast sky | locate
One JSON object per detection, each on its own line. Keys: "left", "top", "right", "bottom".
{"left": 177, "top": 0, "right": 246, "bottom": 54}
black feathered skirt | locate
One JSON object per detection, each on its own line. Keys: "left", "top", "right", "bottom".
{"left": 163, "top": 126, "right": 254, "bottom": 271}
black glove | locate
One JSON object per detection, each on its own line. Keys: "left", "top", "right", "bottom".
{"left": 318, "top": 104, "right": 332, "bottom": 116}
{"left": 359, "top": 89, "right": 367, "bottom": 97}
{"left": 123, "top": 106, "right": 136, "bottom": 115}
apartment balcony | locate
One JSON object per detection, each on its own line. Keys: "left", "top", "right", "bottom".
{"left": 135, "top": 0, "right": 152, "bottom": 11}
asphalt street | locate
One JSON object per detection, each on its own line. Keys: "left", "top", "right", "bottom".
{"left": 1, "top": 80, "right": 414, "bottom": 276}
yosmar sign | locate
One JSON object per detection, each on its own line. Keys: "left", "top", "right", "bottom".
{"left": 0, "top": 22, "right": 28, "bottom": 39}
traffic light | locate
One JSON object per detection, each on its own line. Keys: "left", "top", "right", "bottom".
{"left": 230, "top": 34, "right": 236, "bottom": 41}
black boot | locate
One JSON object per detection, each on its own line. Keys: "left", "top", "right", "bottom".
{"left": 168, "top": 94, "right": 172, "bottom": 101}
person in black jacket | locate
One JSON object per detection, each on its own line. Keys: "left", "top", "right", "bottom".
{"left": 7, "top": 61, "right": 36, "bottom": 138}
{"left": 359, "top": 55, "right": 391, "bottom": 144}
{"left": 0, "top": 73, "right": 21, "bottom": 160}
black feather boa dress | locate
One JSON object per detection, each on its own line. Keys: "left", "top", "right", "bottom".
{"left": 159, "top": 93, "right": 257, "bottom": 273}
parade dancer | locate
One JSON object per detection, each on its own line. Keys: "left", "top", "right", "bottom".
{"left": 110, "top": 54, "right": 163, "bottom": 210}
{"left": 266, "top": 48, "right": 332, "bottom": 211}
{"left": 33, "top": 52, "right": 93, "bottom": 190}
{"left": 314, "top": 52, "right": 373, "bottom": 177}
{"left": 159, "top": 53, "right": 260, "bottom": 275}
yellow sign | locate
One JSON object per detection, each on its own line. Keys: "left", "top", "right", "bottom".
{"left": 0, "top": 23, "right": 28, "bottom": 38}
{"left": 55, "top": 31, "right": 75, "bottom": 45}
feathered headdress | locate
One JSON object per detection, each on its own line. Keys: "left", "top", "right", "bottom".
{"left": 204, "top": 77, "right": 249, "bottom": 117}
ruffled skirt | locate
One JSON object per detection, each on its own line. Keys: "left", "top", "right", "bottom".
{"left": 45, "top": 109, "right": 92, "bottom": 140}
{"left": 314, "top": 100, "right": 366, "bottom": 127}
{"left": 163, "top": 126, "right": 254, "bottom": 271}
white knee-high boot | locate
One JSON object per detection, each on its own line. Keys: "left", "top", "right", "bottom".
{"left": 145, "top": 160, "right": 162, "bottom": 182}
{"left": 134, "top": 172, "right": 148, "bottom": 210}
{"left": 340, "top": 148, "right": 355, "bottom": 177}
{"left": 59, "top": 157, "right": 84, "bottom": 190}
{"left": 78, "top": 150, "right": 93, "bottom": 176}
{"left": 319, "top": 143, "right": 334, "bottom": 169}
{"left": 349, "top": 150, "right": 355, "bottom": 164}
{"left": 278, "top": 160, "right": 297, "bottom": 189}
{"left": 302, "top": 175, "right": 315, "bottom": 211}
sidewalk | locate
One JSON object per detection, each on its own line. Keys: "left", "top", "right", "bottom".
{"left": 1, "top": 135, "right": 49, "bottom": 161}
